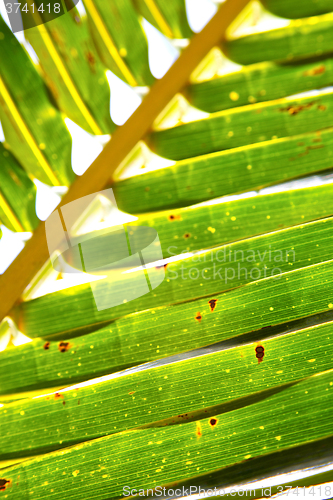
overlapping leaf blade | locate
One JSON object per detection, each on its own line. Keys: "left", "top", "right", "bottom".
{"left": 15, "top": 256, "right": 333, "bottom": 351}
{"left": 15, "top": 183, "right": 333, "bottom": 338}
{"left": 3, "top": 214, "right": 333, "bottom": 391}
{"left": 0, "top": 144, "right": 39, "bottom": 232}
{"left": 0, "top": 15, "right": 74, "bottom": 186}
{"left": 1, "top": 0, "right": 333, "bottom": 496}
{"left": 262, "top": 0, "right": 333, "bottom": 19}
{"left": 1, "top": 370, "right": 333, "bottom": 498}
{"left": 148, "top": 91, "right": 333, "bottom": 160}
{"left": 184, "top": 56, "right": 333, "bottom": 113}
{"left": 132, "top": 0, "right": 192, "bottom": 39}
{"left": 1, "top": 317, "right": 333, "bottom": 458}
{"left": 115, "top": 127, "right": 333, "bottom": 213}
{"left": 223, "top": 12, "right": 333, "bottom": 65}
{"left": 82, "top": 0, "right": 154, "bottom": 87}
{"left": 23, "top": 1, "right": 114, "bottom": 134}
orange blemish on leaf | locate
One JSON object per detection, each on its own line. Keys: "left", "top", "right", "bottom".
{"left": 196, "top": 422, "right": 202, "bottom": 438}
{"left": 209, "top": 417, "right": 218, "bottom": 428}
{"left": 86, "top": 51, "right": 96, "bottom": 68}
{"left": 54, "top": 392, "right": 64, "bottom": 400}
{"left": 195, "top": 312, "right": 202, "bottom": 322}
{"left": 279, "top": 101, "right": 315, "bottom": 115}
{"left": 43, "top": 342, "right": 50, "bottom": 350}
{"left": 128, "top": 391, "right": 136, "bottom": 395}
{"left": 168, "top": 214, "right": 181, "bottom": 221}
{"left": 58, "top": 341, "right": 72, "bottom": 353}
{"left": 303, "top": 65, "right": 325, "bottom": 76}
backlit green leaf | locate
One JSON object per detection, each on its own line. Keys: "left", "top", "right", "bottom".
{"left": 261, "top": 0, "right": 333, "bottom": 19}
{"left": 0, "top": 15, "right": 74, "bottom": 186}
{"left": 1, "top": 370, "right": 333, "bottom": 498}
{"left": 82, "top": 0, "right": 154, "bottom": 87}
{"left": 184, "top": 56, "right": 333, "bottom": 113}
{"left": 0, "top": 144, "right": 39, "bottom": 232}
{"left": 223, "top": 12, "right": 333, "bottom": 65}
{"left": 23, "top": 1, "right": 114, "bottom": 134}
{"left": 148, "top": 91, "right": 333, "bottom": 160}
{"left": 4, "top": 215, "right": 333, "bottom": 391}
{"left": 15, "top": 183, "right": 333, "bottom": 338}
{"left": 115, "top": 127, "right": 333, "bottom": 213}
{"left": 132, "top": 0, "right": 192, "bottom": 39}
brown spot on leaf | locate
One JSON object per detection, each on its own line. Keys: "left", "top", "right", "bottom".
{"left": 184, "top": 233, "right": 191, "bottom": 239}
{"left": 168, "top": 214, "right": 181, "bottom": 221}
{"left": 0, "top": 479, "right": 11, "bottom": 491}
{"left": 128, "top": 391, "right": 135, "bottom": 395}
{"left": 62, "top": 401, "right": 66, "bottom": 405}
{"left": 303, "top": 65, "right": 325, "bottom": 76}
{"left": 58, "top": 341, "right": 71, "bottom": 353}
{"left": 195, "top": 312, "right": 202, "bottom": 322}
{"left": 208, "top": 299, "right": 217, "bottom": 312}
{"left": 86, "top": 51, "right": 96, "bottom": 71}
{"left": 196, "top": 422, "right": 202, "bottom": 437}
{"left": 209, "top": 417, "right": 218, "bottom": 427}
{"left": 255, "top": 345, "right": 265, "bottom": 364}
{"left": 279, "top": 101, "right": 315, "bottom": 115}
{"left": 155, "top": 263, "right": 168, "bottom": 270}
{"left": 78, "top": 400, "right": 80, "bottom": 405}
{"left": 54, "top": 393, "right": 64, "bottom": 400}
{"left": 44, "top": 342, "right": 50, "bottom": 350}
{"left": 297, "top": 144, "right": 324, "bottom": 158}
